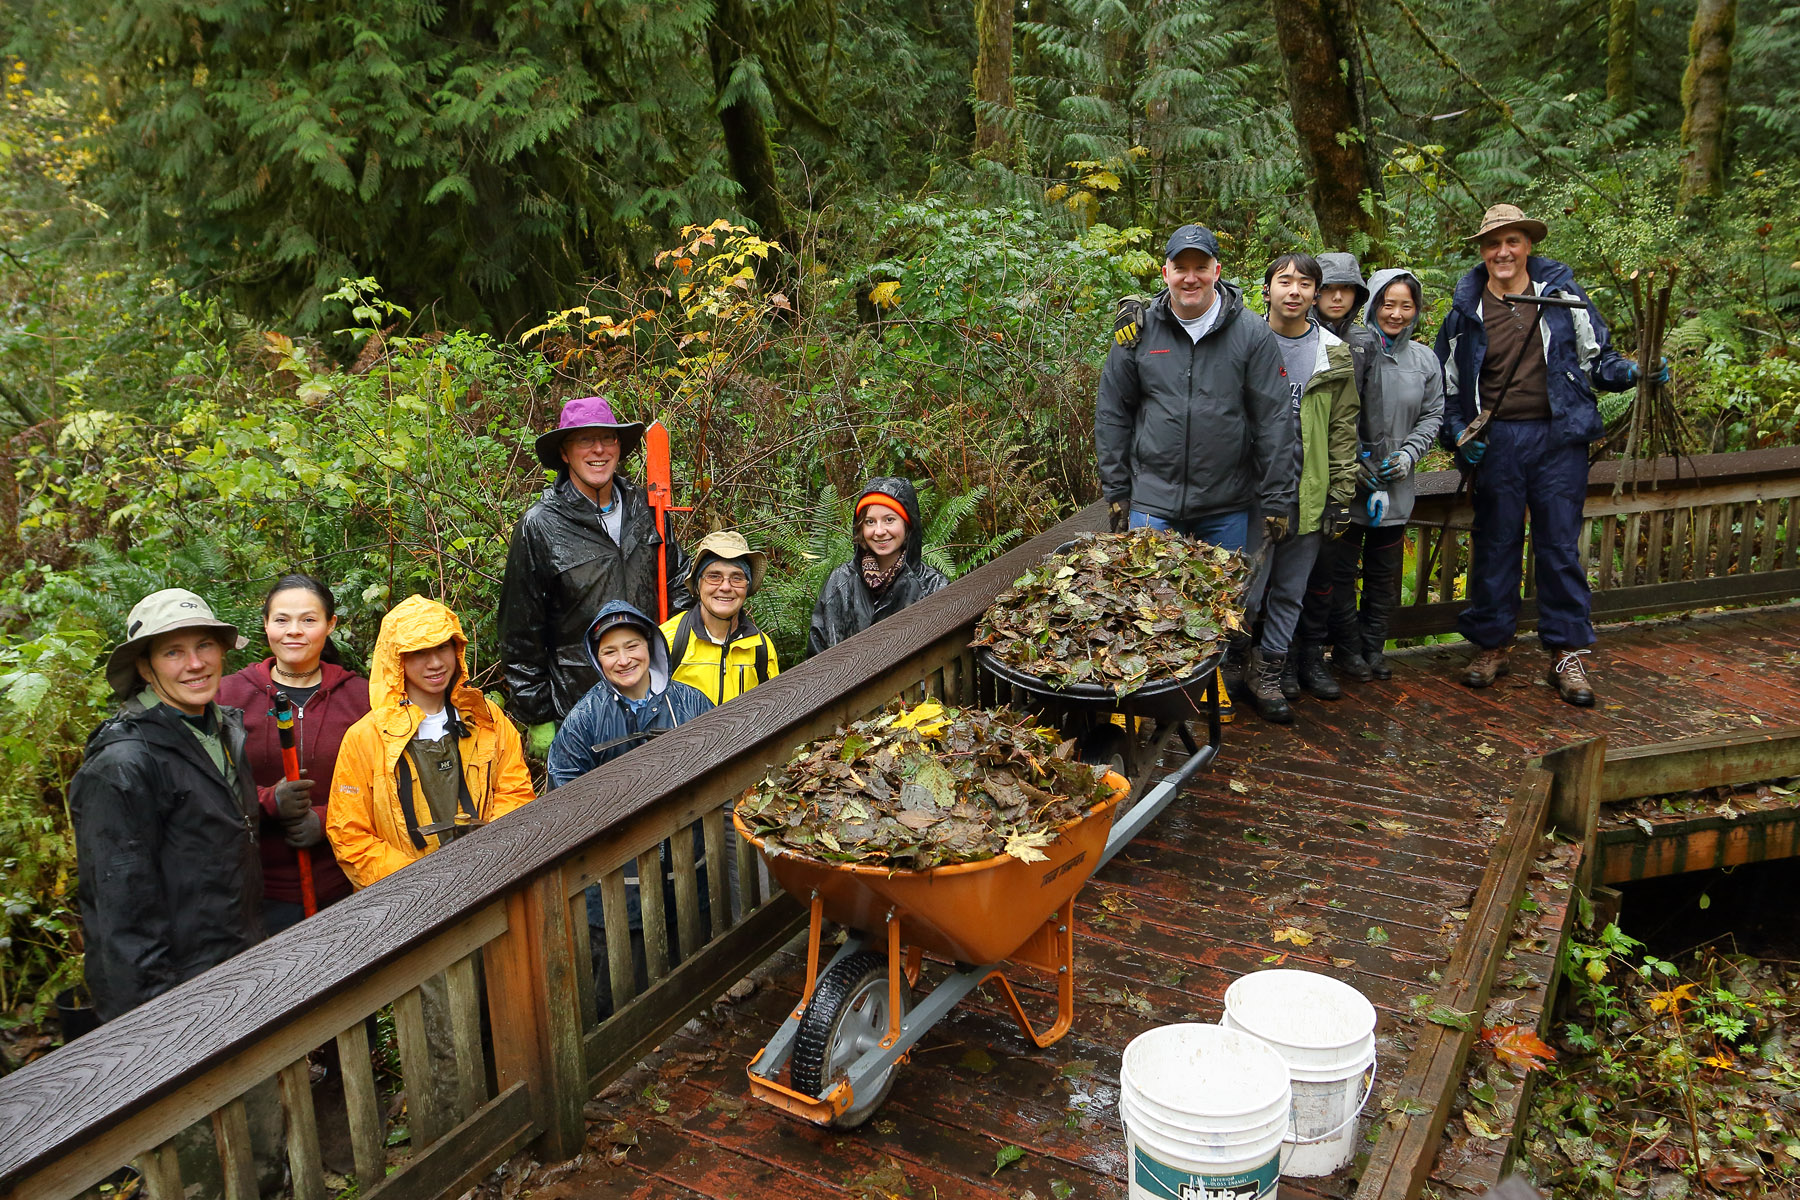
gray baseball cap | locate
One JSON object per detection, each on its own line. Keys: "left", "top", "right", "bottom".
{"left": 104, "top": 588, "right": 247, "bottom": 700}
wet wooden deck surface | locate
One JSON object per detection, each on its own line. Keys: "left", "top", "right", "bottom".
{"left": 555, "top": 605, "right": 1800, "bottom": 1200}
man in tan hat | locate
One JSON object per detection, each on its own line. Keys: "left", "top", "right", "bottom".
{"left": 659, "top": 530, "right": 780, "bottom": 705}
{"left": 1435, "top": 204, "right": 1645, "bottom": 707}
{"left": 68, "top": 589, "right": 266, "bottom": 1021}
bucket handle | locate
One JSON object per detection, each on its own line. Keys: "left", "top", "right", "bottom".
{"left": 1285, "top": 1061, "right": 1377, "bottom": 1147}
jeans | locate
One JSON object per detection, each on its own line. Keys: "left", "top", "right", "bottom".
{"left": 1129, "top": 508, "right": 1250, "bottom": 553}
{"left": 1460, "top": 419, "right": 1595, "bottom": 650}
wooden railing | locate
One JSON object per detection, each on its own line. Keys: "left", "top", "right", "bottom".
{"left": 1, "top": 445, "right": 1794, "bottom": 1200}
{"left": 1391, "top": 445, "right": 1800, "bottom": 638}
{"left": 0, "top": 505, "right": 1103, "bottom": 1200}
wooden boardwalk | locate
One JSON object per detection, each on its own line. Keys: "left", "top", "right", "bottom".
{"left": 548, "top": 604, "right": 1800, "bottom": 1200}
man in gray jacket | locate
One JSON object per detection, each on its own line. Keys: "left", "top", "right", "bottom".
{"left": 1096, "top": 224, "right": 1298, "bottom": 553}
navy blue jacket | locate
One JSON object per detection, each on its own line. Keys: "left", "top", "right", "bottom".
{"left": 1434, "top": 256, "right": 1635, "bottom": 451}
{"left": 547, "top": 600, "right": 714, "bottom": 789}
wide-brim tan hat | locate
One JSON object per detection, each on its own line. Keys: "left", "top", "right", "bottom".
{"left": 104, "top": 588, "right": 247, "bottom": 700}
{"left": 686, "top": 530, "right": 769, "bottom": 595}
{"left": 1467, "top": 203, "right": 1548, "bottom": 245}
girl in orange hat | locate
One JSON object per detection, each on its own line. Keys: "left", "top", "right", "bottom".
{"left": 807, "top": 477, "right": 949, "bottom": 655}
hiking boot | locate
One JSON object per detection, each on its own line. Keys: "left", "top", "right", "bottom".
{"left": 1278, "top": 651, "right": 1303, "bottom": 701}
{"left": 1296, "top": 644, "right": 1342, "bottom": 701}
{"left": 1246, "top": 646, "right": 1294, "bottom": 724}
{"left": 1333, "top": 641, "right": 1373, "bottom": 683}
{"left": 1223, "top": 634, "right": 1252, "bottom": 704}
{"left": 1363, "top": 633, "right": 1393, "bottom": 682}
{"left": 1462, "top": 645, "right": 1510, "bottom": 688}
{"left": 1547, "top": 648, "right": 1596, "bottom": 708}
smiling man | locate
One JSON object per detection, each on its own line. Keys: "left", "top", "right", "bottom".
{"left": 1096, "top": 224, "right": 1296, "bottom": 554}
{"left": 68, "top": 589, "right": 263, "bottom": 1022}
{"left": 1239, "top": 252, "right": 1361, "bottom": 724}
{"left": 1436, "top": 204, "right": 1641, "bottom": 707}
{"left": 498, "top": 396, "right": 693, "bottom": 732}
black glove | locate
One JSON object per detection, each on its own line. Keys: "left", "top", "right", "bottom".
{"left": 1263, "top": 514, "right": 1291, "bottom": 545}
{"left": 282, "top": 809, "right": 324, "bottom": 849}
{"left": 1108, "top": 501, "right": 1130, "bottom": 534}
{"left": 273, "top": 777, "right": 315, "bottom": 821}
{"left": 1321, "top": 502, "right": 1353, "bottom": 540}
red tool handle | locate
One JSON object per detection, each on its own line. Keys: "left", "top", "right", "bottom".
{"left": 274, "top": 692, "right": 318, "bottom": 918}
{"left": 645, "top": 420, "right": 675, "bottom": 622}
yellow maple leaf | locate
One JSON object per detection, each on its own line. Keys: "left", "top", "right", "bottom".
{"left": 1699, "top": 1052, "right": 1740, "bottom": 1072}
{"left": 868, "top": 280, "right": 901, "bottom": 309}
{"left": 1272, "top": 927, "right": 1314, "bottom": 947}
{"left": 892, "top": 700, "right": 947, "bottom": 736}
{"left": 1648, "top": 982, "right": 1699, "bottom": 1014}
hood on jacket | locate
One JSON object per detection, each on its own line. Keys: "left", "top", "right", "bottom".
{"left": 87, "top": 693, "right": 240, "bottom": 761}
{"left": 367, "top": 595, "right": 483, "bottom": 715}
{"left": 853, "top": 477, "right": 927, "bottom": 568}
{"left": 1317, "top": 253, "right": 1369, "bottom": 312}
{"left": 583, "top": 600, "right": 672, "bottom": 698}
{"left": 1363, "top": 268, "right": 1425, "bottom": 349}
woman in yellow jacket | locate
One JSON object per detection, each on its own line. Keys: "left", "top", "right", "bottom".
{"left": 658, "top": 530, "right": 781, "bottom": 705}
{"left": 328, "top": 595, "right": 536, "bottom": 888}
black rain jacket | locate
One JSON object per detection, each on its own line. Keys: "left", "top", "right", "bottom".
{"left": 69, "top": 698, "right": 264, "bottom": 1022}
{"left": 1094, "top": 281, "right": 1297, "bottom": 522}
{"left": 498, "top": 475, "right": 692, "bottom": 726}
{"left": 807, "top": 477, "right": 949, "bottom": 657}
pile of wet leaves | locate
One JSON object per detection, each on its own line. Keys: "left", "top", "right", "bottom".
{"left": 734, "top": 701, "right": 1115, "bottom": 870}
{"left": 1606, "top": 775, "right": 1800, "bottom": 833}
{"left": 970, "top": 528, "right": 1251, "bottom": 695}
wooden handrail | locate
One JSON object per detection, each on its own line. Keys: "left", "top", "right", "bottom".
{"left": 0, "top": 505, "right": 1103, "bottom": 1195}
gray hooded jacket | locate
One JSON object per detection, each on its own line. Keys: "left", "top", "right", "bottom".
{"left": 1095, "top": 281, "right": 1296, "bottom": 522}
{"left": 1357, "top": 268, "right": 1445, "bottom": 527}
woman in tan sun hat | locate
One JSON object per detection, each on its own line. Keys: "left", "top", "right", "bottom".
{"left": 659, "top": 530, "right": 779, "bottom": 705}
{"left": 1433, "top": 202, "right": 1646, "bottom": 709}
{"left": 69, "top": 588, "right": 263, "bottom": 1022}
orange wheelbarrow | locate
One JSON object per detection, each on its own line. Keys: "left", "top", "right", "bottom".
{"left": 739, "top": 770, "right": 1141, "bottom": 1129}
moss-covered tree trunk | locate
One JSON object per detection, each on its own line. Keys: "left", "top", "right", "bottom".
{"left": 972, "top": 0, "right": 1014, "bottom": 159}
{"left": 1678, "top": 0, "right": 1736, "bottom": 214}
{"left": 1606, "top": 0, "right": 1637, "bottom": 106}
{"left": 1270, "top": 0, "right": 1384, "bottom": 248}
{"left": 709, "top": 0, "right": 791, "bottom": 246}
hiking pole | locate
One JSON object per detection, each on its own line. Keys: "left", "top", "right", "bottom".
{"left": 273, "top": 691, "right": 319, "bottom": 918}
{"left": 643, "top": 419, "right": 693, "bottom": 622}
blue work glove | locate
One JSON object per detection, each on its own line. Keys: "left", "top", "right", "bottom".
{"left": 1366, "top": 490, "right": 1390, "bottom": 524}
{"left": 1376, "top": 450, "right": 1413, "bottom": 484}
{"left": 1652, "top": 356, "right": 1671, "bottom": 384}
{"left": 1460, "top": 440, "right": 1487, "bottom": 467}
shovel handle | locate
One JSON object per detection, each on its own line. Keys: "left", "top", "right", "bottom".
{"left": 274, "top": 691, "right": 319, "bottom": 918}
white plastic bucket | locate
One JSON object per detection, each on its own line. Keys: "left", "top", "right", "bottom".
{"left": 1119, "top": 1024, "right": 1292, "bottom": 1200}
{"left": 1222, "top": 969, "right": 1378, "bottom": 1177}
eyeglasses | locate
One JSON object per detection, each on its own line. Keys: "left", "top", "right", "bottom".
{"left": 701, "top": 570, "right": 749, "bottom": 589}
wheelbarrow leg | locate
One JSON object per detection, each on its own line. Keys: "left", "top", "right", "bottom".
{"left": 986, "top": 898, "right": 1077, "bottom": 1048}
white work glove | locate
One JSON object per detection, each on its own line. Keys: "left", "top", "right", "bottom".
{"left": 1366, "top": 490, "right": 1391, "bottom": 525}
{"left": 1376, "top": 450, "right": 1413, "bottom": 483}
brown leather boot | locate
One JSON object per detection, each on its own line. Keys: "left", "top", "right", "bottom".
{"left": 1547, "top": 648, "right": 1596, "bottom": 707}
{"left": 1462, "top": 645, "right": 1511, "bottom": 688}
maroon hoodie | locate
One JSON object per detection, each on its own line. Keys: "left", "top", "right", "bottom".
{"left": 218, "top": 660, "right": 371, "bottom": 908}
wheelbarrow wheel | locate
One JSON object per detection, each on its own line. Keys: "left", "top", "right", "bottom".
{"left": 790, "top": 951, "right": 911, "bottom": 1127}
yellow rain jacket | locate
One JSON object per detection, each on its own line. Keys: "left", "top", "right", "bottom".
{"left": 658, "top": 608, "right": 781, "bottom": 706}
{"left": 327, "top": 596, "right": 536, "bottom": 888}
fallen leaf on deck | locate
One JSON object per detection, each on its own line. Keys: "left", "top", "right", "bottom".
{"left": 1464, "top": 1110, "right": 1504, "bottom": 1139}
{"left": 992, "top": 1144, "right": 1026, "bottom": 1176}
{"left": 1481, "top": 1024, "right": 1557, "bottom": 1073}
{"left": 1272, "top": 927, "right": 1314, "bottom": 946}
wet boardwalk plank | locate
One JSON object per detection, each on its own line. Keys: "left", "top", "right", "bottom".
{"left": 572, "top": 605, "right": 1800, "bottom": 1200}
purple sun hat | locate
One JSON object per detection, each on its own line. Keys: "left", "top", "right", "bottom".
{"left": 534, "top": 395, "right": 647, "bottom": 471}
